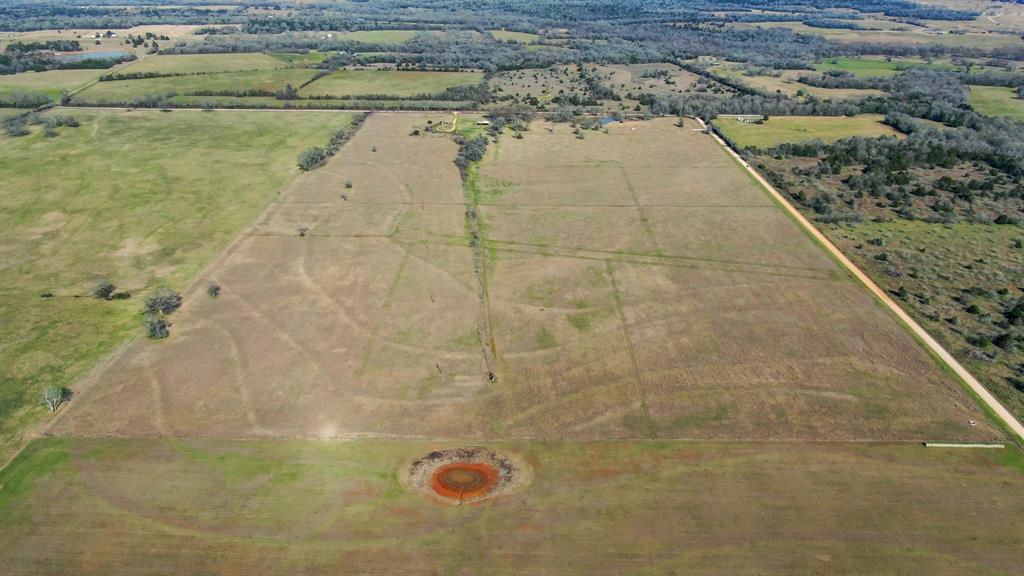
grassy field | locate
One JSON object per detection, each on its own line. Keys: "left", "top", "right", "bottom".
{"left": 118, "top": 53, "right": 290, "bottom": 75}
{"left": 714, "top": 115, "right": 902, "bottom": 148}
{"left": 732, "top": 21, "right": 1024, "bottom": 48}
{"left": 267, "top": 50, "right": 331, "bottom": 65}
{"left": 0, "top": 108, "right": 350, "bottom": 465}
{"left": 331, "top": 30, "right": 419, "bottom": 43}
{"left": 53, "top": 116, "right": 998, "bottom": 443}
{"left": 0, "top": 69, "right": 107, "bottom": 102}
{"left": 166, "top": 94, "right": 473, "bottom": 109}
{"left": 709, "top": 63, "right": 885, "bottom": 100}
{"left": 299, "top": 69, "right": 484, "bottom": 98}
{"left": 74, "top": 68, "right": 319, "bottom": 103}
{"left": 970, "top": 85, "right": 1024, "bottom": 120}
{"left": 490, "top": 29, "right": 540, "bottom": 43}
{"left": 0, "top": 437, "right": 1020, "bottom": 575}
{"left": 814, "top": 56, "right": 956, "bottom": 78}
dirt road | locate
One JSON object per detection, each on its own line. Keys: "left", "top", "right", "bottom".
{"left": 696, "top": 117, "right": 1024, "bottom": 443}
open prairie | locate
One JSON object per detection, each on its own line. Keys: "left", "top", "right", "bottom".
{"left": 53, "top": 115, "right": 998, "bottom": 442}
{"left": 0, "top": 437, "right": 1020, "bottom": 575}
{"left": 0, "top": 108, "right": 348, "bottom": 463}
{"left": 0, "top": 68, "right": 106, "bottom": 101}
{"left": 970, "top": 85, "right": 1024, "bottom": 120}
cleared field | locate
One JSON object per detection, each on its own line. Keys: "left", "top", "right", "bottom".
{"left": 0, "top": 437, "right": 1020, "bottom": 575}
{"left": 332, "top": 29, "right": 419, "bottom": 43}
{"left": 268, "top": 50, "right": 331, "bottom": 64}
{"left": 970, "top": 85, "right": 1024, "bottom": 120}
{"left": 0, "top": 69, "right": 106, "bottom": 101}
{"left": 709, "top": 64, "right": 885, "bottom": 100}
{"left": 732, "top": 21, "right": 1024, "bottom": 48}
{"left": 299, "top": 69, "right": 484, "bottom": 98}
{"left": 118, "top": 52, "right": 289, "bottom": 74}
{"left": 491, "top": 29, "right": 540, "bottom": 43}
{"left": 53, "top": 116, "right": 997, "bottom": 442}
{"left": 74, "top": 68, "right": 318, "bottom": 102}
{"left": 594, "top": 62, "right": 699, "bottom": 100}
{"left": 166, "top": 94, "right": 473, "bottom": 109}
{"left": 814, "top": 56, "right": 957, "bottom": 78}
{"left": 714, "top": 115, "right": 902, "bottom": 148}
{"left": 0, "top": 109, "right": 348, "bottom": 464}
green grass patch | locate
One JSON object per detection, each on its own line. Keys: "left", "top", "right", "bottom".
{"left": 120, "top": 53, "right": 288, "bottom": 75}
{"left": 0, "top": 69, "right": 106, "bottom": 102}
{"left": 0, "top": 438, "right": 1021, "bottom": 574}
{"left": 490, "top": 30, "right": 539, "bottom": 43}
{"left": 267, "top": 50, "right": 331, "bottom": 65}
{"left": 331, "top": 30, "right": 419, "bottom": 43}
{"left": 75, "top": 68, "right": 319, "bottom": 103}
{"left": 969, "top": 85, "right": 1024, "bottom": 120}
{"left": 814, "top": 56, "right": 955, "bottom": 78}
{"left": 714, "top": 114, "right": 901, "bottom": 148}
{"left": 0, "top": 109, "right": 351, "bottom": 464}
{"left": 299, "top": 69, "right": 483, "bottom": 99}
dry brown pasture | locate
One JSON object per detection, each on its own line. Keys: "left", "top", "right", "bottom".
{"left": 593, "top": 62, "right": 700, "bottom": 99}
{"left": 53, "top": 114, "right": 1000, "bottom": 443}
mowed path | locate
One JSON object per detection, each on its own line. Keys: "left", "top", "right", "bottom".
{"left": 51, "top": 115, "right": 1002, "bottom": 442}
{"left": 699, "top": 117, "right": 1024, "bottom": 442}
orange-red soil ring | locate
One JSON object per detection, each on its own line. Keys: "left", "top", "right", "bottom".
{"left": 431, "top": 462, "right": 500, "bottom": 501}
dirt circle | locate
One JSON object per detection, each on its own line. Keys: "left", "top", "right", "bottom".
{"left": 401, "top": 447, "right": 530, "bottom": 505}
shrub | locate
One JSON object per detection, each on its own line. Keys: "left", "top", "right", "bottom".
{"left": 92, "top": 279, "right": 116, "bottom": 300}
{"left": 297, "top": 146, "right": 328, "bottom": 171}
{"left": 206, "top": 283, "right": 221, "bottom": 298}
{"left": 344, "top": 180, "right": 353, "bottom": 189}
{"left": 144, "top": 288, "right": 182, "bottom": 315}
{"left": 143, "top": 314, "right": 170, "bottom": 339}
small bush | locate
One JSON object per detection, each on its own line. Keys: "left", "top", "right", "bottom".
{"left": 144, "top": 288, "right": 182, "bottom": 315}
{"left": 207, "top": 283, "right": 221, "bottom": 298}
{"left": 297, "top": 146, "right": 328, "bottom": 171}
{"left": 92, "top": 279, "right": 116, "bottom": 300}
{"left": 344, "top": 180, "right": 353, "bottom": 189}
{"left": 143, "top": 314, "right": 170, "bottom": 339}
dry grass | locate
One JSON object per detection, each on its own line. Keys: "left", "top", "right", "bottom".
{"left": 54, "top": 115, "right": 998, "bottom": 442}
{"left": 0, "top": 437, "right": 1020, "bottom": 575}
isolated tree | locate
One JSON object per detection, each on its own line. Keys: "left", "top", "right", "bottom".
{"left": 206, "top": 283, "right": 221, "bottom": 298}
{"left": 92, "top": 279, "right": 116, "bottom": 300}
{"left": 42, "top": 386, "right": 68, "bottom": 412}
{"left": 144, "top": 314, "right": 170, "bottom": 339}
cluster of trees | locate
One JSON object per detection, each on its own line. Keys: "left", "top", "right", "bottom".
{"left": 3, "top": 112, "right": 80, "bottom": 137}
{"left": 297, "top": 113, "right": 368, "bottom": 171}
{"left": 142, "top": 288, "right": 183, "bottom": 340}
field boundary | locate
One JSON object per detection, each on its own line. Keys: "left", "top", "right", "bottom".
{"left": 695, "top": 116, "right": 1024, "bottom": 443}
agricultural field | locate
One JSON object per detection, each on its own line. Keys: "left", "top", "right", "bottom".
{"left": 0, "top": 437, "right": 1020, "bottom": 575}
{"left": 713, "top": 115, "right": 902, "bottom": 148}
{"left": 73, "top": 68, "right": 319, "bottom": 103}
{"left": 814, "top": 56, "right": 958, "bottom": 78}
{"left": 53, "top": 116, "right": 998, "bottom": 442}
{"left": 331, "top": 29, "right": 420, "bottom": 43}
{"left": 117, "top": 52, "right": 291, "bottom": 75}
{"left": 0, "top": 68, "right": 106, "bottom": 101}
{"left": 0, "top": 108, "right": 349, "bottom": 464}
{"left": 298, "top": 69, "right": 484, "bottom": 98}
{"left": 490, "top": 29, "right": 539, "bottom": 43}
{"left": 970, "top": 85, "right": 1024, "bottom": 120}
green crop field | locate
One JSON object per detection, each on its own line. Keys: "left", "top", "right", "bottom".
{"left": 74, "top": 68, "right": 319, "bottom": 103}
{"left": 299, "top": 69, "right": 483, "bottom": 98}
{"left": 714, "top": 114, "right": 902, "bottom": 148}
{"left": 490, "top": 29, "right": 539, "bottom": 43}
{"left": 0, "top": 108, "right": 350, "bottom": 465}
{"left": 0, "top": 69, "right": 107, "bottom": 102}
{"left": 267, "top": 50, "right": 331, "bottom": 64}
{"left": 118, "top": 53, "right": 290, "bottom": 74}
{"left": 970, "top": 85, "right": 1024, "bottom": 120}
